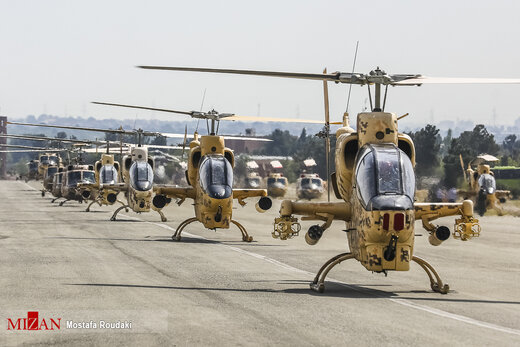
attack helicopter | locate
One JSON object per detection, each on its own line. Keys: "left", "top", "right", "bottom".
{"left": 266, "top": 160, "right": 288, "bottom": 198}
{"left": 459, "top": 154, "right": 511, "bottom": 216}
{"left": 92, "top": 102, "right": 273, "bottom": 241}
{"left": 92, "top": 101, "right": 328, "bottom": 242}
{"left": 7, "top": 121, "right": 182, "bottom": 221}
{"left": 140, "top": 64, "right": 520, "bottom": 294}
{"left": 295, "top": 158, "right": 325, "bottom": 200}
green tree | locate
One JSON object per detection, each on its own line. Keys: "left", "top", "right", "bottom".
{"left": 442, "top": 124, "right": 499, "bottom": 187}
{"left": 409, "top": 124, "right": 441, "bottom": 176}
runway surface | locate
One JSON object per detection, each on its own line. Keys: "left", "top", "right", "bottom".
{"left": 1, "top": 180, "right": 519, "bottom": 346}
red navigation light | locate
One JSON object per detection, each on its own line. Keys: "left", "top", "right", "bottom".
{"left": 383, "top": 213, "right": 390, "bottom": 231}
{"left": 394, "top": 213, "right": 404, "bottom": 231}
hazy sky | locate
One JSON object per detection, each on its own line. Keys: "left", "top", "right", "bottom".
{"left": 1, "top": 0, "right": 520, "bottom": 129}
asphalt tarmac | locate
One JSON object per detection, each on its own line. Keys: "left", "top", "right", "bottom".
{"left": 1, "top": 180, "right": 519, "bottom": 346}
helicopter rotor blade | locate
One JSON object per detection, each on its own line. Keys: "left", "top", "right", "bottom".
{"left": 323, "top": 67, "right": 331, "bottom": 202}
{"left": 7, "top": 121, "right": 134, "bottom": 135}
{"left": 182, "top": 125, "right": 187, "bottom": 158}
{"left": 137, "top": 65, "right": 342, "bottom": 82}
{"left": 92, "top": 101, "right": 193, "bottom": 116}
{"left": 459, "top": 154, "right": 466, "bottom": 182}
{"left": 0, "top": 144, "right": 65, "bottom": 150}
{"left": 393, "top": 76, "right": 520, "bottom": 85}
{"left": 138, "top": 65, "right": 520, "bottom": 86}
{"left": 0, "top": 133, "right": 118, "bottom": 146}
{"left": 223, "top": 115, "right": 340, "bottom": 124}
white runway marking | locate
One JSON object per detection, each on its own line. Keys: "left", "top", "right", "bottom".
{"left": 20, "top": 183, "right": 520, "bottom": 336}
{"left": 141, "top": 216, "right": 520, "bottom": 337}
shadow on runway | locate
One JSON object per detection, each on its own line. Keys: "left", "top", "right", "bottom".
{"left": 46, "top": 235, "right": 284, "bottom": 246}
{"left": 64, "top": 281, "right": 520, "bottom": 305}
{"left": 63, "top": 281, "right": 396, "bottom": 299}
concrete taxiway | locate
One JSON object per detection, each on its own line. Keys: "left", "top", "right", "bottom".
{"left": 1, "top": 180, "right": 519, "bottom": 346}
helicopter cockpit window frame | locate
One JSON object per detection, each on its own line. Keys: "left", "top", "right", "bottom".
{"left": 100, "top": 165, "right": 119, "bottom": 184}
{"left": 355, "top": 144, "right": 415, "bottom": 211}
{"left": 83, "top": 171, "right": 96, "bottom": 184}
{"left": 129, "top": 161, "right": 154, "bottom": 191}
{"left": 199, "top": 155, "right": 233, "bottom": 199}
{"left": 46, "top": 166, "right": 58, "bottom": 178}
{"left": 478, "top": 173, "right": 496, "bottom": 194}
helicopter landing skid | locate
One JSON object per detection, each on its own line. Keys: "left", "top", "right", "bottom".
{"left": 59, "top": 199, "right": 70, "bottom": 207}
{"left": 171, "top": 217, "right": 198, "bottom": 241}
{"left": 231, "top": 219, "right": 253, "bottom": 242}
{"left": 310, "top": 252, "right": 355, "bottom": 293}
{"left": 157, "top": 209, "right": 167, "bottom": 222}
{"left": 51, "top": 197, "right": 61, "bottom": 203}
{"left": 85, "top": 198, "right": 101, "bottom": 212}
{"left": 110, "top": 204, "right": 130, "bottom": 221}
{"left": 117, "top": 200, "right": 129, "bottom": 212}
{"left": 171, "top": 218, "right": 253, "bottom": 242}
{"left": 412, "top": 256, "right": 450, "bottom": 294}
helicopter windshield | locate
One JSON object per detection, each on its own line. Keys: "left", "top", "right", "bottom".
{"left": 83, "top": 171, "right": 95, "bottom": 184}
{"left": 100, "top": 165, "right": 119, "bottom": 184}
{"left": 199, "top": 155, "right": 233, "bottom": 199}
{"left": 67, "top": 171, "right": 82, "bottom": 186}
{"left": 46, "top": 167, "right": 58, "bottom": 178}
{"left": 301, "top": 178, "right": 322, "bottom": 187}
{"left": 54, "top": 173, "right": 62, "bottom": 184}
{"left": 28, "top": 162, "right": 38, "bottom": 171}
{"left": 129, "top": 161, "right": 154, "bottom": 191}
{"left": 246, "top": 177, "right": 261, "bottom": 187}
{"left": 478, "top": 174, "right": 496, "bottom": 194}
{"left": 355, "top": 144, "right": 415, "bottom": 211}
{"left": 267, "top": 177, "right": 286, "bottom": 186}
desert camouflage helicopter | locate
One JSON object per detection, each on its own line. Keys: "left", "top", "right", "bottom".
{"left": 0, "top": 133, "right": 112, "bottom": 197}
{"left": 459, "top": 154, "right": 511, "bottom": 216}
{"left": 7, "top": 121, "right": 181, "bottom": 220}
{"left": 92, "top": 101, "right": 327, "bottom": 242}
{"left": 140, "top": 64, "right": 520, "bottom": 293}
{"left": 0, "top": 140, "right": 62, "bottom": 182}
{"left": 296, "top": 159, "right": 325, "bottom": 200}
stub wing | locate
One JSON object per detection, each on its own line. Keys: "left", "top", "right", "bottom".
{"left": 99, "top": 183, "right": 128, "bottom": 192}
{"left": 77, "top": 182, "right": 99, "bottom": 190}
{"left": 274, "top": 200, "right": 352, "bottom": 240}
{"left": 154, "top": 185, "right": 196, "bottom": 203}
{"left": 414, "top": 201, "right": 481, "bottom": 242}
{"left": 233, "top": 188, "right": 267, "bottom": 205}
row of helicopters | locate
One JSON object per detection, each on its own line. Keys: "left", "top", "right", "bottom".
{"left": 244, "top": 157, "right": 326, "bottom": 199}
{"left": 3, "top": 61, "right": 519, "bottom": 295}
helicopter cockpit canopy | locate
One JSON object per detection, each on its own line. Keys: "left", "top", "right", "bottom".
{"left": 67, "top": 170, "right": 96, "bottom": 187}
{"left": 100, "top": 165, "right": 119, "bottom": 184}
{"left": 28, "top": 161, "right": 39, "bottom": 171}
{"left": 45, "top": 166, "right": 58, "bottom": 178}
{"left": 246, "top": 177, "right": 261, "bottom": 188}
{"left": 129, "top": 161, "right": 154, "bottom": 191}
{"left": 355, "top": 144, "right": 415, "bottom": 211}
{"left": 301, "top": 178, "right": 322, "bottom": 188}
{"left": 199, "top": 155, "right": 233, "bottom": 199}
{"left": 40, "top": 155, "right": 58, "bottom": 166}
{"left": 478, "top": 173, "right": 496, "bottom": 194}
{"left": 267, "top": 177, "right": 287, "bottom": 186}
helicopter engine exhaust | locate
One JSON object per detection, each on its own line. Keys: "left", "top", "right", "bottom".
{"left": 255, "top": 197, "right": 272, "bottom": 213}
{"left": 81, "top": 190, "right": 91, "bottom": 199}
{"left": 152, "top": 194, "right": 168, "bottom": 209}
{"left": 305, "top": 225, "right": 324, "bottom": 245}
{"left": 429, "top": 226, "right": 451, "bottom": 246}
{"left": 107, "top": 193, "right": 117, "bottom": 204}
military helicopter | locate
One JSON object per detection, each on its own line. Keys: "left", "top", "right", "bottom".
{"left": 7, "top": 121, "right": 181, "bottom": 220}
{"left": 459, "top": 154, "right": 511, "bottom": 216}
{"left": 91, "top": 101, "right": 327, "bottom": 242}
{"left": 138, "top": 64, "right": 520, "bottom": 294}
{"left": 296, "top": 160, "right": 325, "bottom": 200}
{"left": 266, "top": 161, "right": 288, "bottom": 198}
